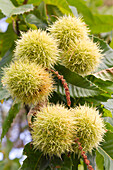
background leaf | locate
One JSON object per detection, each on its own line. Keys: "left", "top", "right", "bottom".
{"left": 102, "top": 99, "right": 113, "bottom": 111}
{"left": 1, "top": 103, "right": 21, "bottom": 140}
{"left": 101, "top": 131, "right": 113, "bottom": 159}
{"left": 87, "top": 75, "right": 113, "bottom": 93}
{"left": 28, "top": 0, "right": 71, "bottom": 14}
{"left": 66, "top": 0, "right": 94, "bottom": 25}
{"left": 92, "top": 36, "right": 113, "bottom": 71}
{"left": 91, "top": 15, "right": 113, "bottom": 34}
{"left": 96, "top": 150, "right": 104, "bottom": 170}
{"left": 0, "top": 0, "right": 34, "bottom": 17}
{"left": 25, "top": 14, "right": 47, "bottom": 29}
{"left": 10, "top": 4, "right": 34, "bottom": 16}
{"left": 55, "top": 64, "right": 103, "bottom": 98}
{"left": 93, "top": 67, "right": 113, "bottom": 81}
{"left": 0, "top": 24, "right": 17, "bottom": 58}
{"left": 20, "top": 143, "right": 43, "bottom": 170}
{"left": 98, "top": 146, "right": 113, "bottom": 170}
{"left": 0, "top": 0, "right": 14, "bottom": 17}
{"left": 0, "top": 84, "right": 10, "bottom": 100}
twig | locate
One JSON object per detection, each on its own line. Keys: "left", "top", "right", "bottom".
{"left": 75, "top": 138, "right": 94, "bottom": 170}
{"left": 23, "top": 0, "right": 28, "bottom": 4}
{"left": 48, "top": 69, "right": 71, "bottom": 107}
{"left": 27, "top": 101, "right": 47, "bottom": 127}
{"left": 12, "top": 18, "right": 20, "bottom": 36}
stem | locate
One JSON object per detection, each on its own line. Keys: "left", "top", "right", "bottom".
{"left": 23, "top": 0, "right": 28, "bottom": 4}
{"left": 75, "top": 138, "right": 94, "bottom": 170}
{"left": 12, "top": 18, "right": 20, "bottom": 36}
{"left": 47, "top": 69, "right": 71, "bottom": 107}
{"left": 27, "top": 101, "right": 46, "bottom": 127}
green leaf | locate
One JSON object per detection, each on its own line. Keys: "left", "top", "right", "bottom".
{"left": 66, "top": 0, "right": 113, "bottom": 33}
{"left": 46, "top": 5, "right": 63, "bottom": 22}
{"left": 0, "top": 159, "right": 20, "bottom": 170}
{"left": 71, "top": 154, "right": 80, "bottom": 170}
{"left": 110, "top": 38, "right": 113, "bottom": 49}
{"left": 55, "top": 65, "right": 102, "bottom": 98}
{"left": 1, "top": 103, "right": 20, "bottom": 140}
{"left": 91, "top": 15, "right": 113, "bottom": 34}
{"left": 51, "top": 155, "right": 63, "bottom": 168}
{"left": 16, "top": 0, "right": 24, "bottom": 5}
{"left": 0, "top": 24, "right": 17, "bottom": 58}
{"left": 38, "top": 1, "right": 47, "bottom": 21}
{"left": 105, "top": 122, "right": 113, "bottom": 133}
{"left": 11, "top": 0, "right": 18, "bottom": 6}
{"left": 51, "top": 154, "right": 73, "bottom": 169}
{"left": 102, "top": 108, "right": 112, "bottom": 117}
{"left": 62, "top": 155, "right": 72, "bottom": 170}
{"left": 96, "top": 150, "right": 104, "bottom": 170}
{"left": 101, "top": 131, "right": 113, "bottom": 159}
{"left": 98, "top": 146, "right": 113, "bottom": 170}
{"left": 25, "top": 14, "right": 47, "bottom": 29}
{"left": 93, "top": 67, "right": 113, "bottom": 82}
{"left": 28, "top": 0, "right": 72, "bottom": 14}
{"left": 0, "top": 0, "right": 14, "bottom": 17}
{"left": 80, "top": 93, "right": 111, "bottom": 106}
{"left": 87, "top": 152, "right": 96, "bottom": 170}
{"left": 102, "top": 99, "right": 113, "bottom": 111}
{"left": 92, "top": 36, "right": 113, "bottom": 71}
{"left": 69, "top": 6, "right": 78, "bottom": 17}
{"left": 39, "top": 156, "right": 50, "bottom": 170}
{"left": 0, "top": 10, "right": 5, "bottom": 19}
{"left": 0, "top": 49, "right": 13, "bottom": 79}
{"left": 20, "top": 143, "right": 43, "bottom": 170}
{"left": 0, "top": 0, "right": 34, "bottom": 17}
{"left": 66, "top": 0, "right": 94, "bottom": 25}
{"left": 0, "top": 85, "right": 10, "bottom": 100}
{"left": 104, "top": 117, "right": 113, "bottom": 127}
{"left": 87, "top": 75, "right": 113, "bottom": 93}
{"left": 10, "top": 4, "right": 34, "bottom": 16}
{"left": 45, "top": 0, "right": 72, "bottom": 14}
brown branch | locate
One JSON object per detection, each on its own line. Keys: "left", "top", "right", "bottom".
{"left": 75, "top": 138, "right": 94, "bottom": 170}
{"left": 94, "top": 67, "right": 113, "bottom": 77}
{"left": 48, "top": 69, "right": 71, "bottom": 107}
{"left": 23, "top": 0, "right": 28, "bottom": 4}
{"left": 27, "top": 101, "right": 47, "bottom": 127}
{"left": 104, "top": 0, "right": 113, "bottom": 6}
{"left": 12, "top": 19, "right": 20, "bottom": 36}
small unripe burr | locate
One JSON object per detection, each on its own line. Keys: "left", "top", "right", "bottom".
{"left": 31, "top": 104, "right": 75, "bottom": 157}
{"left": 72, "top": 105, "right": 105, "bottom": 152}
{"left": 14, "top": 29, "right": 59, "bottom": 68}
{"left": 49, "top": 15, "right": 102, "bottom": 75}
{"left": 2, "top": 60, "right": 53, "bottom": 105}
{"left": 62, "top": 39, "right": 102, "bottom": 75}
{"left": 49, "top": 15, "right": 89, "bottom": 50}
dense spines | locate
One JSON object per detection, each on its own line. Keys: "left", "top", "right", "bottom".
{"left": 62, "top": 39, "right": 102, "bottom": 75}
{"left": 14, "top": 29, "right": 59, "bottom": 68}
{"left": 49, "top": 15, "right": 102, "bottom": 75}
{"left": 72, "top": 105, "right": 105, "bottom": 152}
{"left": 31, "top": 104, "right": 105, "bottom": 156}
{"left": 31, "top": 104, "right": 75, "bottom": 157}
{"left": 2, "top": 60, "right": 53, "bottom": 105}
{"left": 49, "top": 15, "right": 89, "bottom": 49}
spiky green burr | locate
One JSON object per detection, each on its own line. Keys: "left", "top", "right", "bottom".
{"left": 62, "top": 39, "right": 102, "bottom": 75}
{"left": 72, "top": 105, "right": 105, "bottom": 152}
{"left": 14, "top": 29, "right": 59, "bottom": 68}
{"left": 49, "top": 15, "right": 102, "bottom": 75}
{"left": 49, "top": 15, "right": 89, "bottom": 50}
{"left": 2, "top": 60, "right": 53, "bottom": 104}
{"left": 31, "top": 104, "right": 75, "bottom": 157}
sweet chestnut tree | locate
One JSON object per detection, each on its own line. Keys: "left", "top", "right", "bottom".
{"left": 0, "top": 0, "right": 113, "bottom": 170}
